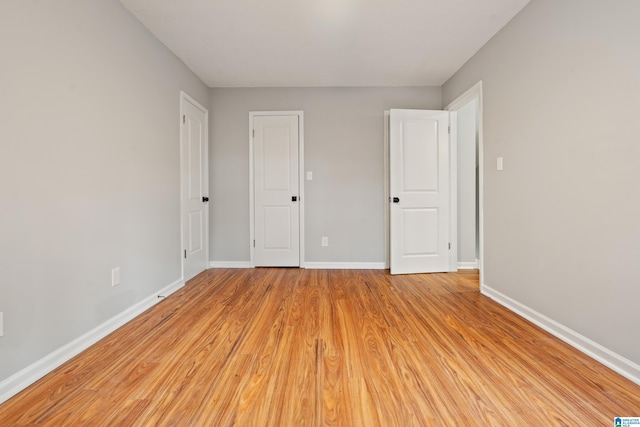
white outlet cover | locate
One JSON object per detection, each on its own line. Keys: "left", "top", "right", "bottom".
{"left": 497, "top": 157, "right": 504, "bottom": 171}
{"left": 112, "top": 267, "right": 121, "bottom": 286}
{"left": 307, "top": 171, "right": 313, "bottom": 180}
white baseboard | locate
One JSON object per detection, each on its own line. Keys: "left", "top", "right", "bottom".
{"left": 482, "top": 284, "right": 640, "bottom": 386}
{"left": 0, "top": 278, "right": 185, "bottom": 405}
{"left": 304, "top": 262, "right": 386, "bottom": 270}
{"left": 457, "top": 261, "right": 478, "bottom": 269}
{"left": 210, "top": 261, "right": 253, "bottom": 268}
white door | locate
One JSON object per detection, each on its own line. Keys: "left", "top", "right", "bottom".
{"left": 253, "top": 115, "right": 300, "bottom": 267}
{"left": 181, "top": 93, "right": 209, "bottom": 281}
{"left": 390, "top": 109, "right": 450, "bottom": 275}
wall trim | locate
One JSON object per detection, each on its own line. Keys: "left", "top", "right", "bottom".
{"left": 482, "top": 284, "right": 640, "bottom": 386}
{"left": 304, "top": 262, "right": 386, "bottom": 270}
{"left": 457, "top": 261, "right": 479, "bottom": 269}
{"left": 210, "top": 261, "right": 253, "bottom": 269}
{"left": 0, "top": 278, "right": 185, "bottom": 405}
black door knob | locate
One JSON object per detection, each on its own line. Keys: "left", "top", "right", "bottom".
{"left": 392, "top": 197, "right": 400, "bottom": 203}
{"left": 202, "top": 196, "right": 209, "bottom": 202}
{"left": 292, "top": 196, "right": 298, "bottom": 202}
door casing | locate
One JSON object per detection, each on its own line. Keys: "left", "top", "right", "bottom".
{"left": 249, "top": 111, "right": 305, "bottom": 268}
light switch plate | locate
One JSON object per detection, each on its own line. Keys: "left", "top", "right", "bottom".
{"left": 307, "top": 171, "right": 313, "bottom": 180}
{"left": 0, "top": 312, "right": 4, "bottom": 337}
{"left": 497, "top": 157, "right": 504, "bottom": 171}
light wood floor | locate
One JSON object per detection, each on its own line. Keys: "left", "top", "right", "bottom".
{"left": 1, "top": 269, "right": 639, "bottom": 426}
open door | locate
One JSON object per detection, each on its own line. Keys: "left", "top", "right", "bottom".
{"left": 389, "top": 109, "right": 451, "bottom": 275}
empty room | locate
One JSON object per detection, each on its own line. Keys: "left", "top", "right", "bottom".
{"left": 1, "top": 0, "right": 639, "bottom": 425}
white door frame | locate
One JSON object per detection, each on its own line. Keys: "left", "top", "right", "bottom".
{"left": 384, "top": 111, "right": 390, "bottom": 268}
{"left": 249, "top": 111, "right": 305, "bottom": 268}
{"left": 180, "top": 90, "right": 209, "bottom": 281}
{"left": 383, "top": 109, "right": 457, "bottom": 272}
{"left": 445, "top": 81, "right": 484, "bottom": 289}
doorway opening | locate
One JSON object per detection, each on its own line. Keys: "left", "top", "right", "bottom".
{"left": 446, "top": 81, "right": 484, "bottom": 288}
{"left": 383, "top": 81, "right": 484, "bottom": 285}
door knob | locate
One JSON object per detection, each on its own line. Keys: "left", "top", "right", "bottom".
{"left": 392, "top": 197, "right": 400, "bottom": 203}
{"left": 292, "top": 196, "right": 298, "bottom": 202}
{"left": 202, "top": 196, "right": 209, "bottom": 202}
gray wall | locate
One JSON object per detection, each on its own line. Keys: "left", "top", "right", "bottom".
{"left": 209, "top": 87, "right": 442, "bottom": 263}
{"left": 456, "top": 100, "right": 478, "bottom": 264}
{"left": 0, "top": 0, "right": 208, "bottom": 382}
{"left": 443, "top": 0, "right": 640, "bottom": 365}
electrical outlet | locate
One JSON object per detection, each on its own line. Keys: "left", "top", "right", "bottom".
{"left": 0, "top": 312, "right": 4, "bottom": 337}
{"left": 321, "top": 237, "right": 329, "bottom": 247}
{"left": 112, "top": 267, "right": 121, "bottom": 287}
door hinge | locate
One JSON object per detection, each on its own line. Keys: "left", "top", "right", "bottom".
{"left": 183, "top": 115, "right": 185, "bottom": 124}
{"left": 448, "top": 242, "right": 451, "bottom": 250}
{"left": 252, "top": 129, "right": 255, "bottom": 138}
{"left": 448, "top": 125, "right": 451, "bottom": 134}
{"left": 184, "top": 249, "right": 187, "bottom": 259}
{"left": 253, "top": 240, "right": 255, "bottom": 248}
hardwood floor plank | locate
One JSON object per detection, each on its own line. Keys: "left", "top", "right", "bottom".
{"left": 131, "top": 272, "right": 276, "bottom": 425}
{"left": 1, "top": 268, "right": 639, "bottom": 426}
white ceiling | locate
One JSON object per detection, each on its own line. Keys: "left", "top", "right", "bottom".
{"left": 119, "top": 0, "right": 531, "bottom": 88}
